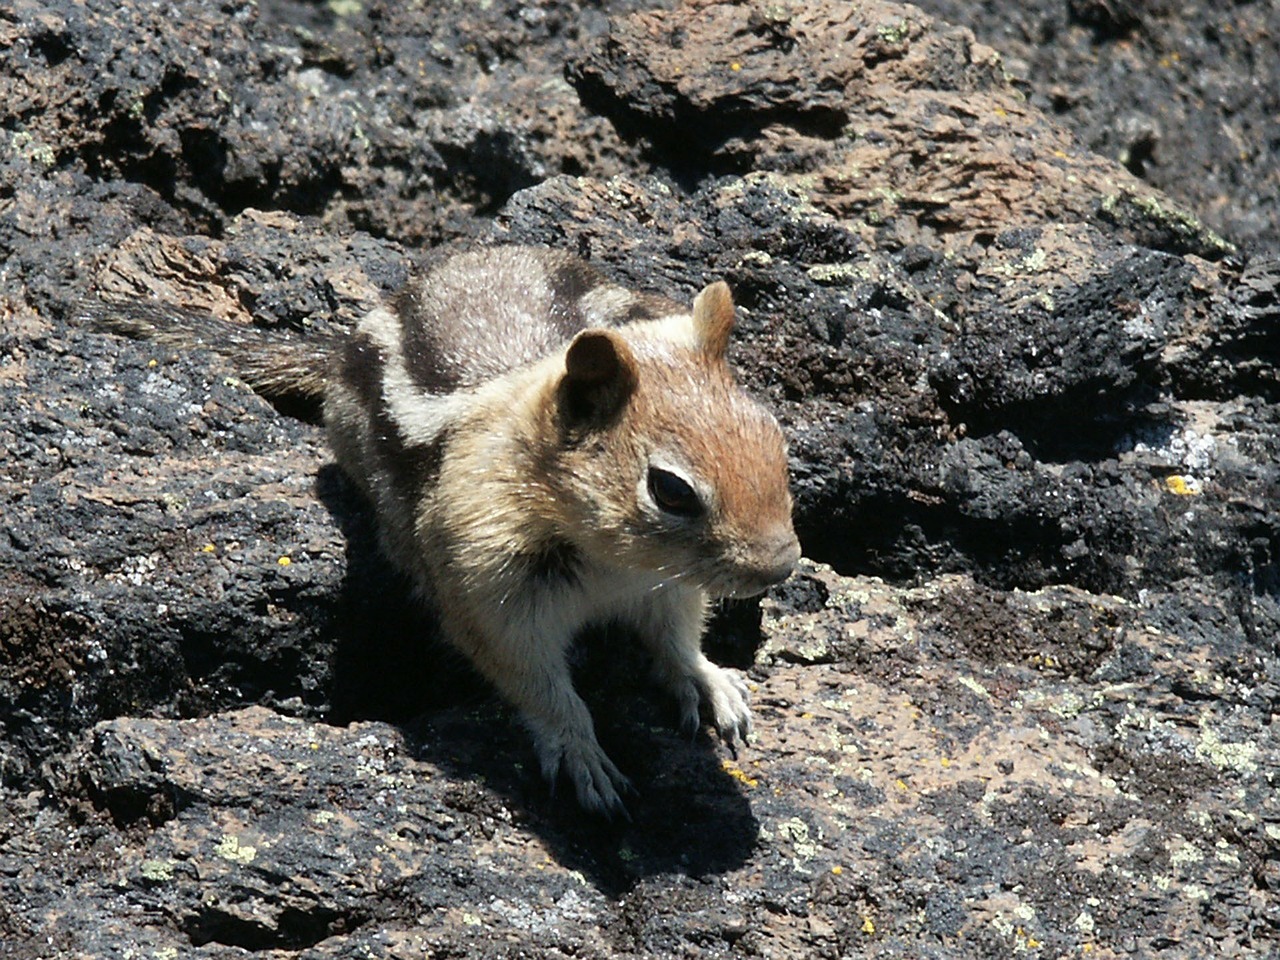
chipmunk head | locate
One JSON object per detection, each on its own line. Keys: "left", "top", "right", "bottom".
{"left": 552, "top": 280, "right": 800, "bottom": 598}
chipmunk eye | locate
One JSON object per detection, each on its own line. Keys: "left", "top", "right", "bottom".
{"left": 647, "top": 467, "right": 702, "bottom": 517}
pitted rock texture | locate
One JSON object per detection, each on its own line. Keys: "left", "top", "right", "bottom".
{"left": 567, "top": 0, "right": 1233, "bottom": 260}
{"left": 907, "top": 0, "right": 1280, "bottom": 252}
{"left": 1, "top": 0, "right": 656, "bottom": 246}
{"left": 6, "top": 564, "right": 1278, "bottom": 957}
{"left": 1, "top": 0, "right": 1277, "bottom": 957}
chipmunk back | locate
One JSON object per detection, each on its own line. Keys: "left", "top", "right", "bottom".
{"left": 93, "top": 246, "right": 800, "bottom": 816}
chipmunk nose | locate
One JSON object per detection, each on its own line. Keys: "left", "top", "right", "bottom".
{"left": 735, "top": 532, "right": 801, "bottom": 594}
{"left": 716, "top": 531, "right": 802, "bottom": 599}
{"left": 762, "top": 533, "right": 802, "bottom": 585}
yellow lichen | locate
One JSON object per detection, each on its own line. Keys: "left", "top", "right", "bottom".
{"left": 1164, "top": 475, "right": 1202, "bottom": 496}
{"left": 721, "top": 759, "right": 759, "bottom": 787}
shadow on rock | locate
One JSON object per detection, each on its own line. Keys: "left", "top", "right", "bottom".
{"left": 315, "top": 465, "right": 761, "bottom": 893}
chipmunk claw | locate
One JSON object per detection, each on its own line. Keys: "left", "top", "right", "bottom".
{"left": 669, "top": 661, "right": 755, "bottom": 755}
{"left": 701, "top": 664, "right": 754, "bottom": 750}
{"left": 539, "top": 734, "right": 632, "bottom": 820}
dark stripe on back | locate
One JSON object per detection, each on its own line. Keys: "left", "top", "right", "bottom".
{"left": 396, "top": 283, "right": 464, "bottom": 395}
{"left": 546, "top": 259, "right": 599, "bottom": 342}
{"left": 343, "top": 332, "right": 448, "bottom": 503}
{"left": 624, "top": 293, "right": 683, "bottom": 323}
{"left": 342, "top": 332, "right": 384, "bottom": 409}
{"left": 375, "top": 422, "right": 448, "bottom": 504}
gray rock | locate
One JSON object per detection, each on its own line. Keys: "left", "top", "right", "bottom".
{"left": 1, "top": 0, "right": 1277, "bottom": 957}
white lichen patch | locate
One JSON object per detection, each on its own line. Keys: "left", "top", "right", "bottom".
{"left": 113, "top": 553, "right": 159, "bottom": 587}
{"left": 1130, "top": 425, "right": 1219, "bottom": 476}
{"left": 1195, "top": 717, "right": 1258, "bottom": 774}
{"left": 957, "top": 675, "right": 991, "bottom": 700}
{"left": 487, "top": 887, "right": 600, "bottom": 933}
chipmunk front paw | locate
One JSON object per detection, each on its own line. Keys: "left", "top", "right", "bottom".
{"left": 674, "top": 661, "right": 753, "bottom": 750}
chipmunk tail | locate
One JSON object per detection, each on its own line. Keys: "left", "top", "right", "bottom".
{"left": 79, "top": 299, "right": 338, "bottom": 405}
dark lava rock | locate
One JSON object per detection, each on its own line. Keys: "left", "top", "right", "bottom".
{"left": 1, "top": 0, "right": 1278, "bottom": 957}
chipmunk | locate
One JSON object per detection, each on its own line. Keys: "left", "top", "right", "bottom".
{"left": 92, "top": 245, "right": 800, "bottom": 816}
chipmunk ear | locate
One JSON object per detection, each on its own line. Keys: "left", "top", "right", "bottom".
{"left": 692, "top": 280, "right": 735, "bottom": 360}
{"left": 561, "top": 329, "right": 638, "bottom": 423}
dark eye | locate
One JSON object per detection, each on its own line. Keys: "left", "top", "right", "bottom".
{"left": 647, "top": 467, "right": 702, "bottom": 517}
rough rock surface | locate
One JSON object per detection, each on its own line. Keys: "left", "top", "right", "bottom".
{"left": 1, "top": 0, "right": 1278, "bottom": 957}
{"left": 908, "top": 0, "right": 1280, "bottom": 252}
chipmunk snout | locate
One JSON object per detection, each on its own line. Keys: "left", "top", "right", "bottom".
{"left": 763, "top": 533, "right": 802, "bottom": 585}
{"left": 724, "top": 531, "right": 800, "bottom": 597}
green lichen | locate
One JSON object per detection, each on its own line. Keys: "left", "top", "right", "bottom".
{"left": 139, "top": 859, "right": 175, "bottom": 882}
{"left": 777, "top": 816, "right": 820, "bottom": 865}
{"left": 795, "top": 640, "right": 832, "bottom": 661}
{"left": 1101, "top": 191, "right": 1235, "bottom": 256}
{"left": 957, "top": 675, "right": 991, "bottom": 700}
{"left": 214, "top": 834, "right": 257, "bottom": 864}
{"left": 1194, "top": 717, "right": 1258, "bottom": 774}
{"left": 1021, "top": 248, "right": 1048, "bottom": 272}
{"left": 877, "top": 20, "right": 910, "bottom": 44}
{"left": 756, "top": 3, "right": 791, "bottom": 24}
{"left": 1169, "top": 839, "right": 1204, "bottom": 869}
{"left": 9, "top": 132, "right": 56, "bottom": 167}
{"left": 160, "top": 493, "right": 188, "bottom": 514}
{"left": 806, "top": 263, "right": 861, "bottom": 286}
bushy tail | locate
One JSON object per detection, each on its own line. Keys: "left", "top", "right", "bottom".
{"left": 80, "top": 300, "right": 339, "bottom": 402}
